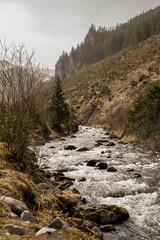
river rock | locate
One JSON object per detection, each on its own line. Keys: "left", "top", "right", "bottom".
{"left": 95, "top": 143, "right": 103, "bottom": 147}
{"left": 64, "top": 145, "right": 77, "bottom": 150}
{"left": 71, "top": 188, "right": 81, "bottom": 194}
{"left": 96, "top": 139, "right": 109, "bottom": 143}
{"left": 111, "top": 191, "right": 125, "bottom": 198}
{"left": 81, "top": 197, "right": 87, "bottom": 204}
{"left": 48, "top": 217, "right": 70, "bottom": 229}
{"left": 133, "top": 173, "right": 142, "bottom": 178}
{"left": 5, "top": 224, "right": 26, "bottom": 236}
{"left": 57, "top": 193, "right": 79, "bottom": 213}
{"left": 77, "top": 204, "right": 96, "bottom": 214}
{"left": 36, "top": 227, "right": 56, "bottom": 236}
{"left": 71, "top": 135, "right": 76, "bottom": 138}
{"left": 21, "top": 210, "right": 39, "bottom": 224}
{"left": 97, "top": 205, "right": 129, "bottom": 222}
{"left": 96, "top": 162, "right": 108, "bottom": 169}
{"left": 107, "top": 166, "right": 117, "bottom": 172}
{"left": 87, "top": 160, "right": 99, "bottom": 167}
{"left": 85, "top": 209, "right": 117, "bottom": 224}
{"left": 126, "top": 168, "right": 134, "bottom": 172}
{"left": 100, "top": 224, "right": 116, "bottom": 232}
{"left": 106, "top": 142, "right": 115, "bottom": 146}
{"left": 0, "top": 197, "right": 28, "bottom": 214}
{"left": 77, "top": 147, "right": 90, "bottom": 152}
{"left": 79, "top": 177, "right": 86, "bottom": 181}
{"left": 118, "top": 141, "right": 127, "bottom": 145}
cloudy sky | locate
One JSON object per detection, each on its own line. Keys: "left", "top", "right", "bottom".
{"left": 0, "top": 0, "right": 159, "bottom": 69}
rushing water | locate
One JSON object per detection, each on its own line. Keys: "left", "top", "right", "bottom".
{"left": 38, "top": 126, "right": 160, "bottom": 240}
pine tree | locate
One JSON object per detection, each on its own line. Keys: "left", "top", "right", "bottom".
{"left": 49, "top": 76, "right": 70, "bottom": 132}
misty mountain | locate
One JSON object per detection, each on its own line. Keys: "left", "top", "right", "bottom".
{"left": 55, "top": 6, "right": 160, "bottom": 79}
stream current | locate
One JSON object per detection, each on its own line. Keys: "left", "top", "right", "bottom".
{"left": 38, "top": 126, "right": 160, "bottom": 240}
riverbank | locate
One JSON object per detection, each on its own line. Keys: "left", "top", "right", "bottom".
{"left": 38, "top": 126, "right": 160, "bottom": 239}
{"left": 0, "top": 139, "right": 129, "bottom": 240}
{"left": 0, "top": 125, "right": 159, "bottom": 239}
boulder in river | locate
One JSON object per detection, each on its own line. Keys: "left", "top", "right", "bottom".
{"left": 126, "top": 168, "right": 134, "bottom": 172}
{"left": 71, "top": 135, "right": 76, "bottom": 138}
{"left": 85, "top": 209, "right": 117, "bottom": 224}
{"left": 87, "top": 160, "right": 99, "bottom": 167}
{"left": 132, "top": 173, "right": 142, "bottom": 178}
{"left": 96, "top": 162, "right": 108, "bottom": 169}
{"left": 107, "top": 166, "right": 117, "bottom": 172}
{"left": 106, "top": 142, "right": 115, "bottom": 146}
{"left": 64, "top": 145, "right": 77, "bottom": 150}
{"left": 97, "top": 205, "right": 129, "bottom": 222}
{"left": 95, "top": 143, "right": 103, "bottom": 147}
{"left": 77, "top": 147, "right": 90, "bottom": 152}
{"left": 79, "top": 177, "right": 86, "bottom": 182}
{"left": 76, "top": 204, "right": 129, "bottom": 224}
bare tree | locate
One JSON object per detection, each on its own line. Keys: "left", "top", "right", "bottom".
{"left": 0, "top": 41, "right": 45, "bottom": 163}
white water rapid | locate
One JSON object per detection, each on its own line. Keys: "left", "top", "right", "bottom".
{"left": 38, "top": 126, "right": 160, "bottom": 240}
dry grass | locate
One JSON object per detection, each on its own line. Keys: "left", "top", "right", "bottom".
{"left": 0, "top": 155, "right": 101, "bottom": 240}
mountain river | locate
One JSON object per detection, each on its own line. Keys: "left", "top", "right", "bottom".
{"left": 37, "top": 126, "right": 160, "bottom": 240}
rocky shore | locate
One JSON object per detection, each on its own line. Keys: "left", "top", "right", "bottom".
{"left": 0, "top": 167, "right": 129, "bottom": 240}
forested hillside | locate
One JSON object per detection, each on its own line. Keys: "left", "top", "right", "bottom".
{"left": 63, "top": 34, "right": 160, "bottom": 148}
{"left": 55, "top": 6, "right": 160, "bottom": 79}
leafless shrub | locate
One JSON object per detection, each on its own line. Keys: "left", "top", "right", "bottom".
{"left": 0, "top": 41, "right": 45, "bottom": 163}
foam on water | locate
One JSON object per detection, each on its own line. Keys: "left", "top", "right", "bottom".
{"left": 37, "top": 126, "right": 160, "bottom": 239}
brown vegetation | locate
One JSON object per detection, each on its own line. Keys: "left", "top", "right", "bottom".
{"left": 63, "top": 34, "right": 160, "bottom": 148}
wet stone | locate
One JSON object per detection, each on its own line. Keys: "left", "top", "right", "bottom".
{"left": 87, "top": 160, "right": 99, "bottom": 167}
{"left": 127, "top": 168, "right": 134, "bottom": 172}
{"left": 96, "top": 162, "right": 108, "bottom": 169}
{"left": 133, "top": 173, "right": 142, "bottom": 178}
{"left": 71, "top": 135, "right": 76, "bottom": 138}
{"left": 77, "top": 147, "right": 90, "bottom": 152}
{"left": 95, "top": 143, "right": 103, "bottom": 147}
{"left": 79, "top": 177, "right": 86, "bottom": 181}
{"left": 64, "top": 145, "right": 77, "bottom": 150}
{"left": 107, "top": 166, "right": 117, "bottom": 172}
{"left": 106, "top": 142, "right": 115, "bottom": 146}
{"left": 96, "top": 139, "right": 109, "bottom": 143}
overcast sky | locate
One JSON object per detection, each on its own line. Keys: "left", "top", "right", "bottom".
{"left": 0, "top": 0, "right": 159, "bottom": 69}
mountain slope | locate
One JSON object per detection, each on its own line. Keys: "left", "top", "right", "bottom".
{"left": 55, "top": 6, "right": 160, "bottom": 79}
{"left": 63, "top": 34, "right": 160, "bottom": 148}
